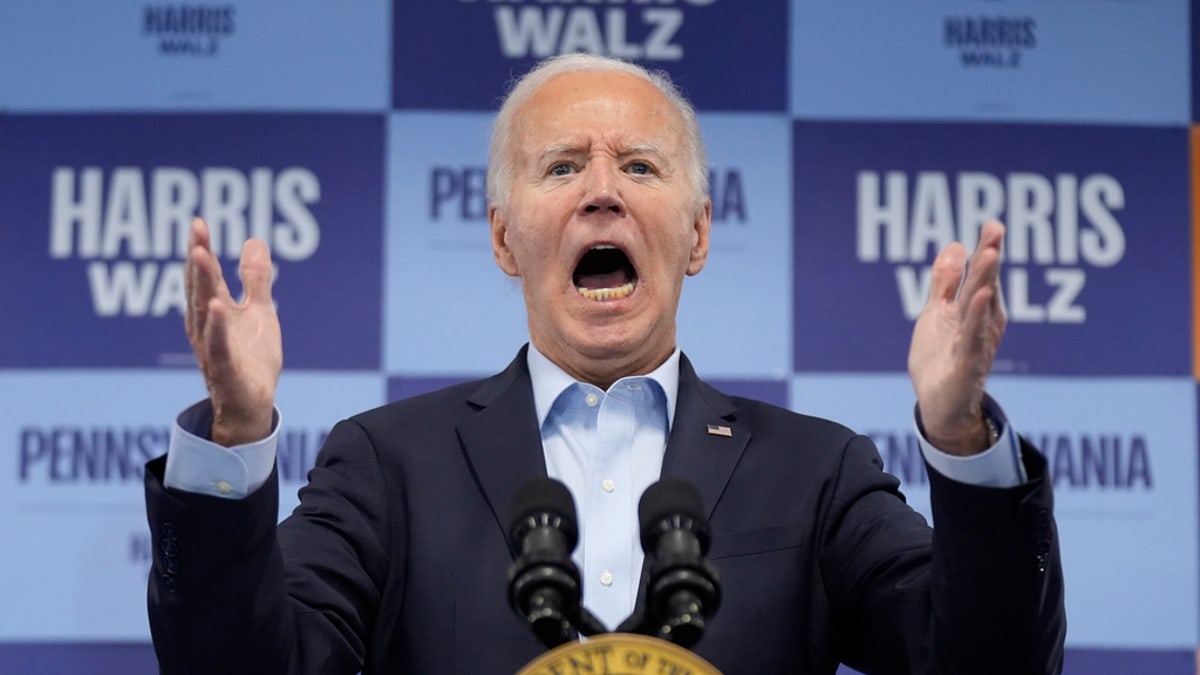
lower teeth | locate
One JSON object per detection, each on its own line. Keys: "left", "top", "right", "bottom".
{"left": 577, "top": 281, "right": 635, "bottom": 301}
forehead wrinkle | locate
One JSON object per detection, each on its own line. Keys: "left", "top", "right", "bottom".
{"left": 533, "top": 139, "right": 670, "bottom": 162}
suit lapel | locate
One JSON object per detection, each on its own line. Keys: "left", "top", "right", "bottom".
{"left": 627, "top": 354, "right": 749, "bottom": 628}
{"left": 456, "top": 347, "right": 548, "bottom": 549}
{"left": 660, "top": 354, "right": 750, "bottom": 520}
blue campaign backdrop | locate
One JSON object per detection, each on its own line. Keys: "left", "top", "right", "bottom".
{"left": 0, "top": 1, "right": 1194, "bottom": 673}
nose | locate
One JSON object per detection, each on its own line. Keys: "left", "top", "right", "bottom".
{"left": 578, "top": 162, "right": 626, "bottom": 217}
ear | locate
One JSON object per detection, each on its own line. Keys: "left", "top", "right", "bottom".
{"left": 686, "top": 198, "right": 712, "bottom": 276}
{"left": 489, "top": 206, "right": 520, "bottom": 276}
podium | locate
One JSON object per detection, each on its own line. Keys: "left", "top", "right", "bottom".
{"left": 517, "top": 633, "right": 721, "bottom": 675}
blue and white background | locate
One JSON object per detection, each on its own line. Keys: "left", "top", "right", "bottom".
{"left": 0, "top": 2, "right": 1195, "bottom": 673}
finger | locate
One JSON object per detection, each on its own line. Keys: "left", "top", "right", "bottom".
{"left": 927, "top": 242, "right": 967, "bottom": 305}
{"left": 188, "top": 216, "right": 211, "bottom": 253}
{"left": 957, "top": 222, "right": 1005, "bottom": 308}
{"left": 960, "top": 226, "right": 1008, "bottom": 349}
{"left": 204, "top": 297, "right": 233, "bottom": 378}
{"left": 960, "top": 283, "right": 997, "bottom": 350}
{"left": 991, "top": 264, "right": 1007, "bottom": 321}
{"left": 958, "top": 244, "right": 1000, "bottom": 307}
{"left": 184, "top": 218, "right": 209, "bottom": 337}
{"left": 187, "top": 228, "right": 233, "bottom": 346}
{"left": 238, "top": 239, "right": 275, "bottom": 307}
{"left": 978, "top": 219, "right": 1005, "bottom": 250}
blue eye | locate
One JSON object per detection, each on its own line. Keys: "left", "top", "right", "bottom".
{"left": 627, "top": 161, "right": 652, "bottom": 175}
{"left": 550, "top": 163, "right": 574, "bottom": 176}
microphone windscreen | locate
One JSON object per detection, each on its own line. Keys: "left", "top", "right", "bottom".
{"left": 638, "top": 478, "right": 706, "bottom": 550}
{"left": 509, "top": 477, "right": 578, "bottom": 546}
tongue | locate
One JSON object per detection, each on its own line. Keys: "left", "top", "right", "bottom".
{"left": 576, "top": 269, "right": 630, "bottom": 290}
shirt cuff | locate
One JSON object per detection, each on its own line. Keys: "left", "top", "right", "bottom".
{"left": 914, "top": 394, "right": 1027, "bottom": 488}
{"left": 162, "top": 399, "right": 280, "bottom": 499}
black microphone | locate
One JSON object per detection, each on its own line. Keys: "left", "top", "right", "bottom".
{"left": 638, "top": 478, "right": 721, "bottom": 649}
{"left": 507, "top": 477, "right": 604, "bottom": 648}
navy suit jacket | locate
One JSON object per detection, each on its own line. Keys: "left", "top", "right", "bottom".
{"left": 145, "top": 348, "right": 1065, "bottom": 674}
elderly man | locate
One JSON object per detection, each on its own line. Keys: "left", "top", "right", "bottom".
{"left": 145, "top": 54, "right": 1065, "bottom": 674}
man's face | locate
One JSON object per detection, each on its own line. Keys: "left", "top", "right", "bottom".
{"left": 489, "top": 70, "right": 711, "bottom": 387}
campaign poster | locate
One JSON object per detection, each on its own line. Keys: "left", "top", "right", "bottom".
{"left": 0, "top": 1, "right": 389, "bottom": 111}
{"left": 792, "top": 121, "right": 1190, "bottom": 376}
{"left": 791, "top": 0, "right": 1189, "bottom": 125}
{"left": 393, "top": 0, "right": 787, "bottom": 112}
{"left": 791, "top": 373, "right": 1198, "bottom": 650}
{"left": 0, "top": 114, "right": 386, "bottom": 370}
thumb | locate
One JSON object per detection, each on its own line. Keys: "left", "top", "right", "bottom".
{"left": 238, "top": 238, "right": 274, "bottom": 306}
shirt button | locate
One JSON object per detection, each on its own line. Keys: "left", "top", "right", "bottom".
{"left": 585, "top": 393, "right": 600, "bottom": 407}
{"left": 627, "top": 383, "right": 641, "bottom": 391}
{"left": 599, "top": 570, "right": 614, "bottom": 587}
{"left": 601, "top": 479, "right": 615, "bottom": 493}
{"left": 214, "top": 480, "right": 233, "bottom": 495}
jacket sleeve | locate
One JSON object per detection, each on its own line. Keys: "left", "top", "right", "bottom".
{"left": 144, "top": 417, "right": 400, "bottom": 675}
{"left": 820, "top": 434, "right": 1065, "bottom": 675}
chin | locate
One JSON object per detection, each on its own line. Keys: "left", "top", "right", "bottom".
{"left": 570, "top": 323, "right": 660, "bottom": 362}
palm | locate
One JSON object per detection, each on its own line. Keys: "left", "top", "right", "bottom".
{"left": 185, "top": 218, "right": 282, "bottom": 447}
{"left": 907, "top": 221, "right": 1007, "bottom": 455}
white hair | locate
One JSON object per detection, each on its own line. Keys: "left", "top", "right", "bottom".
{"left": 486, "top": 53, "right": 709, "bottom": 210}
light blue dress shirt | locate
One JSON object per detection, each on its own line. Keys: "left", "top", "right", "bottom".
{"left": 164, "top": 345, "right": 1025, "bottom": 631}
{"left": 526, "top": 345, "right": 676, "bottom": 630}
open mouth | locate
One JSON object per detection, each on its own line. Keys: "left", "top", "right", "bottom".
{"left": 573, "top": 245, "right": 637, "bottom": 301}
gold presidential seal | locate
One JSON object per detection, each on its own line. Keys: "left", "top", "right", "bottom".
{"left": 517, "top": 633, "right": 722, "bottom": 675}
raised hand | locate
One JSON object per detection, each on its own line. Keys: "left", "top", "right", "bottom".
{"left": 907, "top": 221, "right": 1007, "bottom": 456}
{"left": 184, "top": 217, "right": 282, "bottom": 447}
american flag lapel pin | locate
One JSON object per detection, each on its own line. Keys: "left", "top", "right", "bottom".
{"left": 706, "top": 424, "right": 733, "bottom": 437}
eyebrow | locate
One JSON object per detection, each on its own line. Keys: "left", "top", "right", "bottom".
{"left": 619, "top": 142, "right": 668, "bottom": 163}
{"left": 536, "top": 143, "right": 581, "bottom": 162}
{"left": 534, "top": 142, "right": 669, "bottom": 163}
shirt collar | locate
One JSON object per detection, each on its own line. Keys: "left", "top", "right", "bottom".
{"left": 527, "top": 342, "right": 681, "bottom": 431}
